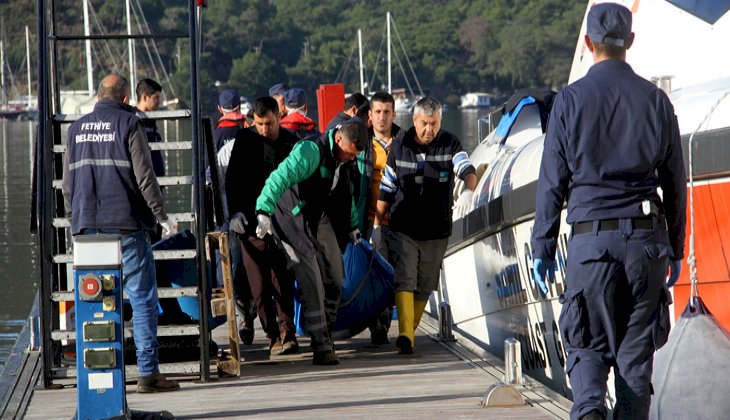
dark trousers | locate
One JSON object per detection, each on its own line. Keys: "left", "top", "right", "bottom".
{"left": 286, "top": 217, "right": 344, "bottom": 351}
{"left": 240, "top": 234, "right": 295, "bottom": 341}
{"left": 393, "top": 232, "right": 448, "bottom": 301}
{"left": 227, "top": 227, "right": 255, "bottom": 322}
{"left": 369, "top": 225, "right": 397, "bottom": 333}
{"left": 561, "top": 218, "right": 672, "bottom": 420}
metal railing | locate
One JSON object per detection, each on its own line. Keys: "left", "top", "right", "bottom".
{"left": 34, "top": 0, "right": 213, "bottom": 388}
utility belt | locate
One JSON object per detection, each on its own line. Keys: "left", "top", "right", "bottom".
{"left": 572, "top": 215, "right": 666, "bottom": 235}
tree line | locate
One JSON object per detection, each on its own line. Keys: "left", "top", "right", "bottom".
{"left": 1, "top": 0, "right": 585, "bottom": 115}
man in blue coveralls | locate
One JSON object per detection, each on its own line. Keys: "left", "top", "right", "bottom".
{"left": 530, "top": 3, "right": 686, "bottom": 419}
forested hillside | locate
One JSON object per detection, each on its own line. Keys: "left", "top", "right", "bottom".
{"left": 1, "top": 0, "right": 585, "bottom": 114}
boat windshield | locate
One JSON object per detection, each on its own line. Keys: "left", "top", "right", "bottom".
{"left": 666, "top": 0, "right": 730, "bottom": 24}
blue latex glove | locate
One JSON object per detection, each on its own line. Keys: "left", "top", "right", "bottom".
{"left": 532, "top": 258, "right": 556, "bottom": 296}
{"left": 667, "top": 259, "right": 682, "bottom": 287}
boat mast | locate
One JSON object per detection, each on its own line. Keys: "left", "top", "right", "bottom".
{"left": 25, "top": 26, "right": 31, "bottom": 101}
{"left": 126, "top": 0, "right": 136, "bottom": 102}
{"left": 82, "top": 0, "right": 93, "bottom": 96}
{"left": 1, "top": 40, "right": 6, "bottom": 106}
{"left": 387, "top": 11, "right": 391, "bottom": 94}
{"left": 358, "top": 29, "right": 364, "bottom": 94}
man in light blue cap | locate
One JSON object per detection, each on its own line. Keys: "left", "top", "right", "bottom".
{"left": 531, "top": 2, "right": 686, "bottom": 419}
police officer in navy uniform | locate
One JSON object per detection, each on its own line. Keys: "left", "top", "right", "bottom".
{"left": 63, "top": 74, "right": 180, "bottom": 393}
{"left": 530, "top": 4, "right": 686, "bottom": 419}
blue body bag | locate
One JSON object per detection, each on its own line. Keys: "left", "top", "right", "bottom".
{"left": 294, "top": 241, "right": 395, "bottom": 339}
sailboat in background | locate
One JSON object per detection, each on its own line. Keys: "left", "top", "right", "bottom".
{"left": 60, "top": 0, "right": 178, "bottom": 114}
{"left": 336, "top": 12, "right": 424, "bottom": 111}
{"left": 0, "top": 27, "right": 36, "bottom": 120}
{"left": 384, "top": 12, "right": 423, "bottom": 113}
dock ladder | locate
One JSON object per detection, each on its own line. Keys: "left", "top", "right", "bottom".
{"left": 33, "top": 0, "right": 218, "bottom": 388}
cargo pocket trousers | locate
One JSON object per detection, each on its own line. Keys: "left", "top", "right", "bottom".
{"left": 560, "top": 219, "right": 673, "bottom": 420}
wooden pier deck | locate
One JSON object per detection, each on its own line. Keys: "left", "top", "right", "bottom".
{"left": 21, "top": 316, "right": 571, "bottom": 419}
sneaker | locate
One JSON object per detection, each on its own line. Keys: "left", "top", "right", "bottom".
{"left": 370, "top": 327, "right": 390, "bottom": 345}
{"left": 137, "top": 373, "right": 180, "bottom": 393}
{"left": 238, "top": 319, "right": 255, "bottom": 345}
{"left": 312, "top": 350, "right": 339, "bottom": 365}
{"left": 280, "top": 328, "right": 299, "bottom": 355}
{"left": 269, "top": 338, "right": 284, "bottom": 356}
{"left": 395, "top": 336, "right": 413, "bottom": 355}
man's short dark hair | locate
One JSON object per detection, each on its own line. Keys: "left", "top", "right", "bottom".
{"left": 98, "top": 74, "right": 130, "bottom": 102}
{"left": 592, "top": 42, "right": 626, "bottom": 59}
{"left": 345, "top": 93, "right": 369, "bottom": 110}
{"left": 355, "top": 104, "right": 369, "bottom": 121}
{"left": 136, "top": 78, "right": 162, "bottom": 100}
{"left": 370, "top": 91, "right": 395, "bottom": 107}
{"left": 253, "top": 96, "right": 280, "bottom": 118}
{"left": 338, "top": 117, "right": 369, "bottom": 151}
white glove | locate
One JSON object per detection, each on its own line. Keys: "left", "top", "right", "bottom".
{"left": 453, "top": 189, "right": 475, "bottom": 219}
{"left": 370, "top": 225, "right": 382, "bottom": 251}
{"left": 160, "top": 216, "right": 179, "bottom": 239}
{"left": 230, "top": 212, "right": 248, "bottom": 234}
{"left": 255, "top": 214, "right": 272, "bottom": 239}
{"left": 349, "top": 228, "right": 361, "bottom": 244}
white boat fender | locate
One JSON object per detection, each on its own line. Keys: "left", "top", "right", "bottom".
{"left": 650, "top": 296, "right": 730, "bottom": 419}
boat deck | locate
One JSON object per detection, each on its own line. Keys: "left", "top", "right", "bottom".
{"left": 21, "top": 316, "right": 570, "bottom": 419}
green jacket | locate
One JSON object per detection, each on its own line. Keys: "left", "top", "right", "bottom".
{"left": 256, "top": 130, "right": 358, "bottom": 256}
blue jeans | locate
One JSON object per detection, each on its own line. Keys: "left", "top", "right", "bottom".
{"left": 81, "top": 229, "right": 159, "bottom": 376}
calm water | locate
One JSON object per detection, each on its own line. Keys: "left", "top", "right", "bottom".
{"left": 0, "top": 120, "right": 39, "bottom": 370}
{"left": 0, "top": 108, "right": 487, "bottom": 371}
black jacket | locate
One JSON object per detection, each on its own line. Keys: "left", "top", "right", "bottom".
{"left": 380, "top": 127, "right": 475, "bottom": 240}
{"left": 225, "top": 126, "right": 299, "bottom": 235}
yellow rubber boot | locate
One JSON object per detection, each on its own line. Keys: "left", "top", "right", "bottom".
{"left": 413, "top": 300, "right": 428, "bottom": 331}
{"left": 395, "top": 291, "right": 414, "bottom": 354}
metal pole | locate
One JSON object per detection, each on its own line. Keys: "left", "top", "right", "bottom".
{"left": 26, "top": 26, "right": 32, "bottom": 101}
{"left": 503, "top": 338, "right": 523, "bottom": 385}
{"left": 126, "top": 0, "right": 136, "bottom": 103}
{"left": 37, "top": 0, "right": 55, "bottom": 389}
{"left": 386, "top": 12, "right": 391, "bottom": 94}
{"left": 1, "top": 40, "right": 6, "bottom": 106}
{"left": 82, "top": 0, "right": 93, "bottom": 96}
{"left": 189, "top": 0, "right": 210, "bottom": 381}
{"left": 437, "top": 301, "right": 456, "bottom": 341}
{"left": 358, "top": 29, "right": 364, "bottom": 95}
{"left": 49, "top": 0, "right": 59, "bottom": 113}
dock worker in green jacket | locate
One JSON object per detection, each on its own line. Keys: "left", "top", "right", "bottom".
{"left": 255, "top": 117, "right": 369, "bottom": 365}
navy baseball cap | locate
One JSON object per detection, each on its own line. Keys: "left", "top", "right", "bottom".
{"left": 285, "top": 88, "right": 307, "bottom": 108}
{"left": 268, "top": 83, "right": 289, "bottom": 97}
{"left": 586, "top": 3, "right": 632, "bottom": 47}
{"left": 219, "top": 88, "right": 241, "bottom": 109}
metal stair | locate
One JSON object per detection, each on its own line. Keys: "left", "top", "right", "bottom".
{"left": 34, "top": 1, "right": 214, "bottom": 388}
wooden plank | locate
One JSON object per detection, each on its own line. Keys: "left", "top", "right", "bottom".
{"left": 206, "top": 232, "right": 241, "bottom": 377}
